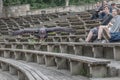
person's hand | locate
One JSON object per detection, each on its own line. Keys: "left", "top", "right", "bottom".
{"left": 108, "top": 22, "right": 113, "bottom": 27}
{"left": 99, "top": 11, "right": 103, "bottom": 13}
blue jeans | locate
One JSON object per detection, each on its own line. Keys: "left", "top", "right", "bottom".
{"left": 109, "top": 32, "right": 120, "bottom": 42}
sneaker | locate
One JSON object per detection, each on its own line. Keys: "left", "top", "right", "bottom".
{"left": 101, "top": 40, "right": 109, "bottom": 43}
{"left": 94, "top": 39, "right": 102, "bottom": 43}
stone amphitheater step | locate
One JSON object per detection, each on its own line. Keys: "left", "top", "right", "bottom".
{"left": 22, "top": 59, "right": 120, "bottom": 80}
{"left": 107, "top": 60, "right": 120, "bottom": 77}
{"left": 0, "top": 57, "right": 49, "bottom": 80}
{"left": 19, "top": 60, "right": 89, "bottom": 80}
{"left": 0, "top": 48, "right": 110, "bottom": 78}
{"left": 0, "top": 11, "right": 100, "bottom": 37}
{"left": 0, "top": 34, "right": 86, "bottom": 43}
{"left": 90, "top": 77, "right": 120, "bottom": 80}
{"left": 0, "top": 70, "right": 18, "bottom": 80}
{"left": 90, "top": 60, "right": 120, "bottom": 78}
{"left": 2, "top": 42, "right": 120, "bottom": 61}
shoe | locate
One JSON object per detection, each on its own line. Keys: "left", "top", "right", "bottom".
{"left": 101, "top": 40, "right": 109, "bottom": 43}
{"left": 94, "top": 39, "right": 109, "bottom": 43}
{"left": 94, "top": 39, "right": 102, "bottom": 43}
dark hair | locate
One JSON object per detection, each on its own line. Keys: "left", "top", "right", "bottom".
{"left": 104, "top": 5, "right": 110, "bottom": 10}
{"left": 111, "top": 3, "right": 116, "bottom": 6}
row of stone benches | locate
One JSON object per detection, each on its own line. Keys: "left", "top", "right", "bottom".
{"left": 0, "top": 20, "right": 99, "bottom": 36}
{"left": 0, "top": 57, "right": 49, "bottom": 80}
{"left": 0, "top": 11, "right": 91, "bottom": 26}
{"left": 1, "top": 17, "right": 98, "bottom": 27}
{"left": 0, "top": 30, "right": 85, "bottom": 37}
{"left": 0, "top": 13, "right": 99, "bottom": 36}
{"left": 0, "top": 42, "right": 120, "bottom": 60}
{"left": 2, "top": 35, "right": 86, "bottom": 42}
{"left": 0, "top": 18, "right": 98, "bottom": 29}
{"left": 0, "top": 12, "right": 87, "bottom": 26}
{"left": 0, "top": 48, "right": 110, "bottom": 78}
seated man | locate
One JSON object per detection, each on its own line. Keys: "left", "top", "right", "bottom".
{"left": 86, "top": 9, "right": 120, "bottom": 42}
{"left": 98, "top": 5, "right": 110, "bottom": 19}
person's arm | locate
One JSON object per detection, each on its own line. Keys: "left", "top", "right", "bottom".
{"left": 107, "top": 22, "right": 113, "bottom": 27}
{"left": 102, "top": 21, "right": 113, "bottom": 28}
{"left": 101, "top": 14, "right": 113, "bottom": 25}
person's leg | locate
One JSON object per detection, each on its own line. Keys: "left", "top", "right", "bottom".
{"left": 97, "top": 25, "right": 104, "bottom": 40}
{"left": 85, "top": 31, "right": 93, "bottom": 42}
{"left": 85, "top": 27, "right": 98, "bottom": 42}
{"left": 102, "top": 28, "right": 111, "bottom": 42}
{"left": 97, "top": 25, "right": 110, "bottom": 39}
{"left": 103, "top": 27, "right": 111, "bottom": 39}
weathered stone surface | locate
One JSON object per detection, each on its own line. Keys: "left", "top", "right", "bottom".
{"left": 0, "top": 70, "right": 17, "bottom": 80}
{"left": 0, "top": 0, "right": 3, "bottom": 18}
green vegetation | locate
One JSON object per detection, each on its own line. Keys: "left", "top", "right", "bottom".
{"left": 3, "top": 0, "right": 99, "bottom": 9}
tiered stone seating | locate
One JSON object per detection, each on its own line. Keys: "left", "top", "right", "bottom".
{"left": 117, "top": 4, "right": 120, "bottom": 8}
{"left": 47, "top": 13, "right": 59, "bottom": 19}
{"left": 0, "top": 11, "right": 103, "bottom": 43}
{"left": 84, "top": 20, "right": 100, "bottom": 35}
{"left": 56, "top": 21, "right": 69, "bottom": 27}
{"left": 1, "top": 42, "right": 120, "bottom": 61}
{"left": 2, "top": 42, "right": 120, "bottom": 78}
{"left": 0, "top": 48, "right": 110, "bottom": 78}
{"left": 1, "top": 9, "right": 120, "bottom": 80}
{"left": 67, "top": 16, "right": 85, "bottom": 35}
{"left": 0, "top": 57, "right": 49, "bottom": 80}
{"left": 0, "top": 11, "right": 93, "bottom": 39}
{"left": 77, "top": 12, "right": 91, "bottom": 20}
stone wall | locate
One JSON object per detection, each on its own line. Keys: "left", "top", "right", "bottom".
{"left": 4, "top": 4, "right": 94, "bottom": 17}
{"left": 4, "top": 4, "right": 30, "bottom": 17}
{"left": 27, "top": 4, "right": 94, "bottom": 15}
{"left": 2, "top": 0, "right": 120, "bottom": 17}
